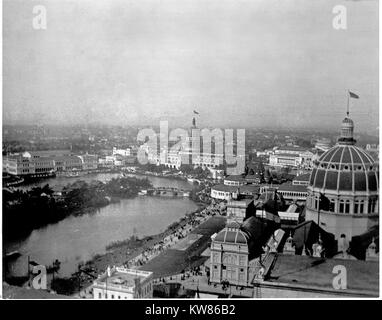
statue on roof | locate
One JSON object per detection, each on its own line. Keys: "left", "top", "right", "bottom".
{"left": 312, "top": 234, "right": 325, "bottom": 258}
{"left": 337, "top": 234, "right": 349, "bottom": 255}
{"left": 283, "top": 231, "right": 295, "bottom": 255}
{"left": 366, "top": 237, "right": 379, "bottom": 261}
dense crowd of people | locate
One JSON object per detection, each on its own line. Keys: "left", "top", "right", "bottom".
{"left": 125, "top": 201, "right": 224, "bottom": 268}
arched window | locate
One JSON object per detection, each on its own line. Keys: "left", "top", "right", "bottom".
{"left": 359, "top": 200, "right": 364, "bottom": 214}
{"left": 372, "top": 199, "right": 377, "bottom": 213}
{"left": 315, "top": 196, "right": 319, "bottom": 209}
{"left": 354, "top": 200, "right": 359, "bottom": 214}
{"left": 368, "top": 199, "right": 377, "bottom": 213}
{"left": 344, "top": 200, "right": 350, "bottom": 214}
{"left": 339, "top": 200, "right": 345, "bottom": 213}
{"left": 329, "top": 199, "right": 335, "bottom": 212}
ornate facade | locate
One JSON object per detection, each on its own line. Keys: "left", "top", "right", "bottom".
{"left": 210, "top": 221, "right": 250, "bottom": 286}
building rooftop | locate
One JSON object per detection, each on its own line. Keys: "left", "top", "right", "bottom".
{"left": 238, "top": 185, "right": 260, "bottom": 194}
{"left": 2, "top": 283, "right": 73, "bottom": 299}
{"left": 292, "top": 173, "right": 311, "bottom": 182}
{"left": 273, "top": 153, "right": 301, "bottom": 158}
{"left": 277, "top": 146, "right": 309, "bottom": 152}
{"left": 23, "top": 150, "right": 72, "bottom": 157}
{"left": 291, "top": 220, "right": 336, "bottom": 256}
{"left": 245, "top": 174, "right": 261, "bottom": 181}
{"left": 214, "top": 223, "right": 248, "bottom": 244}
{"left": 227, "top": 199, "right": 253, "bottom": 208}
{"left": 266, "top": 254, "right": 379, "bottom": 296}
{"left": 224, "top": 175, "right": 246, "bottom": 181}
{"left": 211, "top": 184, "right": 239, "bottom": 193}
{"left": 277, "top": 184, "right": 308, "bottom": 193}
{"left": 93, "top": 267, "right": 152, "bottom": 292}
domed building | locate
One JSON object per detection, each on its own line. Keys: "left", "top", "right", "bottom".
{"left": 209, "top": 216, "right": 280, "bottom": 286}
{"left": 210, "top": 221, "right": 249, "bottom": 286}
{"left": 305, "top": 114, "right": 379, "bottom": 239}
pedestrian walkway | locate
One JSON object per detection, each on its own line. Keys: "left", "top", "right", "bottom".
{"left": 125, "top": 202, "right": 223, "bottom": 269}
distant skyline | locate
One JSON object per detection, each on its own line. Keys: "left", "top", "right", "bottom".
{"left": 3, "top": 0, "right": 379, "bottom": 134}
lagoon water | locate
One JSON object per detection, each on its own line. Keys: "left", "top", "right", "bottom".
{"left": 5, "top": 174, "right": 197, "bottom": 277}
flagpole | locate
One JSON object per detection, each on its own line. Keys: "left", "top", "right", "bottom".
{"left": 347, "top": 90, "right": 350, "bottom": 117}
{"left": 27, "top": 255, "right": 30, "bottom": 287}
{"left": 318, "top": 200, "right": 321, "bottom": 227}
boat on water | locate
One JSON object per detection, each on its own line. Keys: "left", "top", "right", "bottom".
{"left": 138, "top": 190, "right": 148, "bottom": 196}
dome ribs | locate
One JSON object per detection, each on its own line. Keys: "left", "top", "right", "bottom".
{"left": 336, "top": 146, "right": 346, "bottom": 192}
{"left": 352, "top": 146, "right": 369, "bottom": 194}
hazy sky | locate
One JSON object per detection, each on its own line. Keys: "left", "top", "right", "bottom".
{"left": 3, "top": 0, "right": 379, "bottom": 133}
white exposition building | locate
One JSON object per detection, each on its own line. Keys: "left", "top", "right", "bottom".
{"left": 92, "top": 266, "right": 153, "bottom": 299}
{"left": 3, "top": 150, "right": 98, "bottom": 177}
{"left": 305, "top": 114, "right": 379, "bottom": 239}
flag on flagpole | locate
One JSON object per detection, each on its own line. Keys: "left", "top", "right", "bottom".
{"left": 193, "top": 110, "right": 199, "bottom": 115}
{"left": 349, "top": 91, "right": 359, "bottom": 99}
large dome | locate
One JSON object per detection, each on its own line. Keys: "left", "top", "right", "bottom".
{"left": 306, "top": 112, "right": 379, "bottom": 240}
{"left": 309, "top": 144, "right": 378, "bottom": 193}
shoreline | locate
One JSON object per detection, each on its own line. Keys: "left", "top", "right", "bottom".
{"left": 85, "top": 201, "right": 206, "bottom": 270}
{"left": 64, "top": 202, "right": 208, "bottom": 294}
{"left": 7, "top": 166, "right": 196, "bottom": 189}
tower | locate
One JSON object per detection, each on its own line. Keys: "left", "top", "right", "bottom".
{"left": 192, "top": 117, "right": 196, "bottom": 128}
